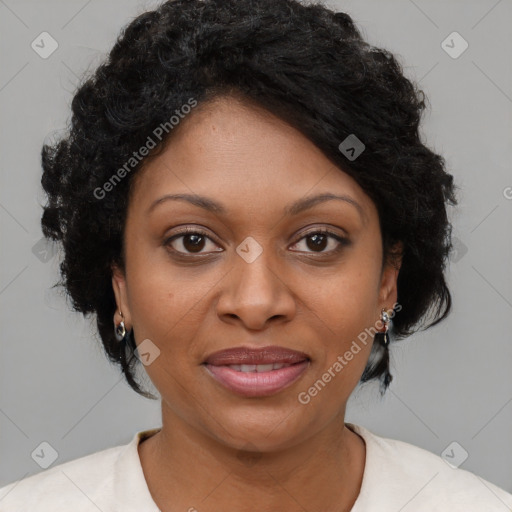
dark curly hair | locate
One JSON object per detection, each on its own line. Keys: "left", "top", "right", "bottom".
{"left": 40, "top": 0, "right": 456, "bottom": 399}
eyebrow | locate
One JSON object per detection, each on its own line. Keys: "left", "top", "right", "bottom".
{"left": 147, "top": 192, "right": 366, "bottom": 222}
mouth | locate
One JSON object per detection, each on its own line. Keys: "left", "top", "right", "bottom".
{"left": 202, "top": 346, "right": 311, "bottom": 397}
{"left": 218, "top": 362, "right": 301, "bottom": 372}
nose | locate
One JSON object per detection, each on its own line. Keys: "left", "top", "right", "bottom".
{"left": 215, "top": 245, "right": 297, "bottom": 331}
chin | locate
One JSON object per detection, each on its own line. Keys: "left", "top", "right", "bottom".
{"left": 202, "top": 401, "right": 318, "bottom": 453}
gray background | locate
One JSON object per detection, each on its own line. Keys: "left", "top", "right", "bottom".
{"left": 1, "top": 0, "right": 511, "bottom": 497}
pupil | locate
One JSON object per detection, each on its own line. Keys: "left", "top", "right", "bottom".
{"left": 184, "top": 234, "right": 204, "bottom": 252}
{"left": 307, "top": 234, "right": 327, "bottom": 251}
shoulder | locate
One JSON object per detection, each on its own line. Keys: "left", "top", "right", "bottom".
{"left": 0, "top": 444, "right": 123, "bottom": 512}
{"left": 348, "top": 423, "right": 512, "bottom": 512}
{"left": 0, "top": 429, "right": 159, "bottom": 512}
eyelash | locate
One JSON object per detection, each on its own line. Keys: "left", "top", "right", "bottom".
{"left": 164, "top": 227, "right": 350, "bottom": 257}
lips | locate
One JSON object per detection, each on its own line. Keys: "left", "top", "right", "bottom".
{"left": 202, "top": 346, "right": 311, "bottom": 397}
{"left": 203, "top": 346, "right": 310, "bottom": 366}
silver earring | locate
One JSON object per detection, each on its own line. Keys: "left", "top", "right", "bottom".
{"left": 114, "top": 310, "right": 126, "bottom": 342}
{"left": 378, "top": 308, "right": 390, "bottom": 346}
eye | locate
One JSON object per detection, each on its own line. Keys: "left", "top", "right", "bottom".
{"left": 164, "top": 228, "right": 223, "bottom": 255}
{"left": 164, "top": 227, "right": 350, "bottom": 257}
{"left": 289, "top": 229, "right": 350, "bottom": 254}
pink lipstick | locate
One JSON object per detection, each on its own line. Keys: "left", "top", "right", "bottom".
{"left": 203, "top": 346, "right": 310, "bottom": 397}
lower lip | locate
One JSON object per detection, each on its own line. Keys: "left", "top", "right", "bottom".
{"left": 203, "top": 361, "right": 310, "bottom": 397}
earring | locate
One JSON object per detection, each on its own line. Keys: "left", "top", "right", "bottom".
{"left": 376, "top": 308, "right": 390, "bottom": 346}
{"left": 114, "top": 310, "right": 126, "bottom": 342}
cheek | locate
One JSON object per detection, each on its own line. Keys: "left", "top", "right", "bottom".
{"left": 123, "top": 240, "right": 212, "bottom": 352}
{"left": 305, "top": 252, "right": 382, "bottom": 330}
{"left": 297, "top": 242, "right": 382, "bottom": 382}
{"left": 128, "top": 273, "right": 209, "bottom": 351}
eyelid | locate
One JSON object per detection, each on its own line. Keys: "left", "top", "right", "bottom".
{"left": 169, "top": 226, "right": 215, "bottom": 240}
{"left": 294, "top": 225, "right": 348, "bottom": 241}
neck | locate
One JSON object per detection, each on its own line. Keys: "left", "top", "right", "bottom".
{"left": 138, "top": 403, "right": 366, "bottom": 512}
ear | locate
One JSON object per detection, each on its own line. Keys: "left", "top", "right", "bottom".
{"left": 378, "top": 241, "right": 403, "bottom": 312}
{"left": 111, "top": 263, "right": 132, "bottom": 329}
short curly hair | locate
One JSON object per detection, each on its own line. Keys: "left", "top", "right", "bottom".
{"left": 40, "top": 0, "right": 456, "bottom": 399}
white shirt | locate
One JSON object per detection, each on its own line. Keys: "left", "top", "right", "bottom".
{"left": 1, "top": 423, "right": 511, "bottom": 511}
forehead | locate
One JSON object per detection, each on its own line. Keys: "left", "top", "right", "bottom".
{"left": 129, "top": 95, "right": 376, "bottom": 221}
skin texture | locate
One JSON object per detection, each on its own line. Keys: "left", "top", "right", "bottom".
{"left": 112, "top": 95, "right": 401, "bottom": 511}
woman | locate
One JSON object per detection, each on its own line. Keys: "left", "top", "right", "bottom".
{"left": 1, "top": 0, "right": 511, "bottom": 510}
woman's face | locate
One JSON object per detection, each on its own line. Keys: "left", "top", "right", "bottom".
{"left": 112, "top": 96, "right": 400, "bottom": 451}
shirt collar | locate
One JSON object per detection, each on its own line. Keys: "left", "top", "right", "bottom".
{"left": 111, "top": 427, "right": 162, "bottom": 511}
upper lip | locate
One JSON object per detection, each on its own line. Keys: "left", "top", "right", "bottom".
{"left": 203, "top": 346, "right": 310, "bottom": 366}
